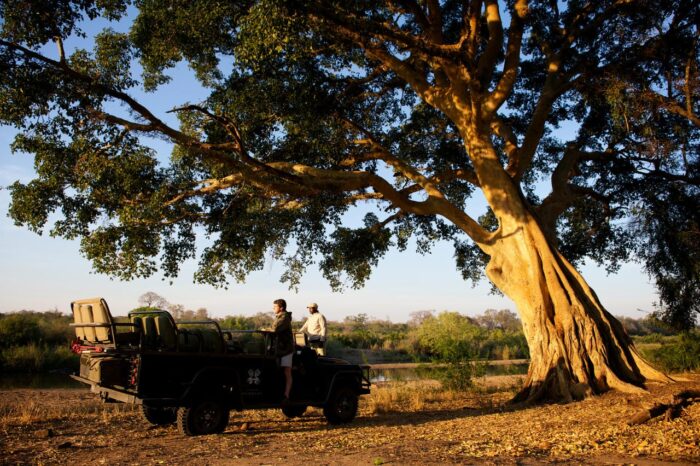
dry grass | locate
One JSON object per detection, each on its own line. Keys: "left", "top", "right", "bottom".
{"left": 472, "top": 374, "right": 525, "bottom": 393}
{"left": 365, "top": 374, "right": 526, "bottom": 414}
{"left": 0, "top": 391, "right": 138, "bottom": 427}
{"left": 367, "top": 380, "right": 462, "bottom": 414}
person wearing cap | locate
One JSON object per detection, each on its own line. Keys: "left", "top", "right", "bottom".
{"left": 299, "top": 302, "right": 327, "bottom": 356}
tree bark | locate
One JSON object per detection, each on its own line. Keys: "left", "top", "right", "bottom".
{"left": 483, "top": 210, "right": 671, "bottom": 402}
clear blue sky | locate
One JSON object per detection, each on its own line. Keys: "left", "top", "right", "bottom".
{"left": 0, "top": 14, "right": 659, "bottom": 322}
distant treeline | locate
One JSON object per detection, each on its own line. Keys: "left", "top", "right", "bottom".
{"left": 0, "top": 308, "right": 697, "bottom": 374}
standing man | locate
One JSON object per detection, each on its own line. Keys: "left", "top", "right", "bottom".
{"left": 272, "top": 298, "right": 294, "bottom": 403}
{"left": 299, "top": 302, "right": 327, "bottom": 356}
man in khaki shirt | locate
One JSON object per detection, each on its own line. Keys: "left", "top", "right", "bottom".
{"left": 299, "top": 302, "right": 327, "bottom": 356}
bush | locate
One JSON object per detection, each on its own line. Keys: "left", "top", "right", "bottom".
{"left": 0, "top": 311, "right": 73, "bottom": 348}
{"left": 412, "top": 311, "right": 484, "bottom": 360}
{"left": 409, "top": 312, "right": 486, "bottom": 389}
{"left": 0, "top": 344, "right": 78, "bottom": 373}
{"left": 643, "top": 331, "right": 700, "bottom": 372}
{"left": 478, "top": 329, "right": 529, "bottom": 360}
{"left": 436, "top": 362, "right": 483, "bottom": 391}
{"left": 633, "top": 333, "right": 677, "bottom": 345}
{"left": 0, "top": 314, "right": 42, "bottom": 348}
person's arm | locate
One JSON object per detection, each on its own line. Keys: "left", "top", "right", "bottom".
{"left": 320, "top": 314, "right": 327, "bottom": 340}
{"left": 299, "top": 319, "right": 308, "bottom": 334}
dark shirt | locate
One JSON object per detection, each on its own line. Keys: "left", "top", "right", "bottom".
{"left": 272, "top": 311, "right": 294, "bottom": 356}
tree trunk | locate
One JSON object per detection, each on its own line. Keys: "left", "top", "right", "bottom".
{"left": 484, "top": 211, "right": 672, "bottom": 402}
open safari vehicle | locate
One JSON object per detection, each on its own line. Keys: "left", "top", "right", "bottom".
{"left": 69, "top": 297, "right": 370, "bottom": 435}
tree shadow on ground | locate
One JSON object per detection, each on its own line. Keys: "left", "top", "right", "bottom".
{"left": 220, "top": 398, "right": 546, "bottom": 435}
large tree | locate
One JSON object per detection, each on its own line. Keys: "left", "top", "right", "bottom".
{"left": 1, "top": 0, "right": 698, "bottom": 401}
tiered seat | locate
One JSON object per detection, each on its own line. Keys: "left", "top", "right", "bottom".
{"left": 130, "top": 311, "right": 178, "bottom": 351}
{"left": 71, "top": 298, "right": 116, "bottom": 344}
{"left": 176, "top": 326, "right": 225, "bottom": 353}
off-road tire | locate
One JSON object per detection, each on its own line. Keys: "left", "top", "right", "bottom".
{"left": 281, "top": 404, "right": 307, "bottom": 418}
{"left": 141, "top": 405, "right": 177, "bottom": 425}
{"left": 323, "top": 387, "right": 358, "bottom": 424}
{"left": 177, "top": 400, "right": 229, "bottom": 436}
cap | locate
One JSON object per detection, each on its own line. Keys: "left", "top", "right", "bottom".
{"left": 307, "top": 302, "right": 318, "bottom": 309}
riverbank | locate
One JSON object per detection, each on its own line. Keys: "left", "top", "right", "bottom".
{"left": 369, "top": 359, "right": 529, "bottom": 369}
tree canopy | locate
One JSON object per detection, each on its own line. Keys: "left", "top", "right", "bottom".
{"left": 1, "top": 0, "right": 698, "bottom": 399}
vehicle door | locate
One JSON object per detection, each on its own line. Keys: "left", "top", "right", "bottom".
{"left": 229, "top": 331, "right": 284, "bottom": 405}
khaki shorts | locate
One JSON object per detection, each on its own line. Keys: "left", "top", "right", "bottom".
{"left": 280, "top": 352, "right": 293, "bottom": 368}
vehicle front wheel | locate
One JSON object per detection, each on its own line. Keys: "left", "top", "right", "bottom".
{"left": 323, "top": 387, "right": 358, "bottom": 425}
{"left": 281, "top": 404, "right": 307, "bottom": 418}
{"left": 177, "top": 400, "right": 229, "bottom": 436}
{"left": 141, "top": 405, "right": 177, "bottom": 426}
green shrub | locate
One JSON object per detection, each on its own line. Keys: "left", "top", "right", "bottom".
{"left": 437, "top": 362, "right": 483, "bottom": 390}
{"left": 0, "top": 311, "right": 73, "bottom": 349}
{"left": 412, "top": 312, "right": 484, "bottom": 360}
{"left": 478, "top": 330, "right": 529, "bottom": 360}
{"left": 643, "top": 332, "right": 700, "bottom": 372}
{"left": 0, "top": 344, "right": 78, "bottom": 373}
{"left": 633, "top": 333, "right": 678, "bottom": 345}
{"left": 0, "top": 314, "right": 42, "bottom": 348}
{"left": 409, "top": 312, "right": 486, "bottom": 388}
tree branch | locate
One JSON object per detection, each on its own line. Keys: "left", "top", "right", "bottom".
{"left": 168, "top": 105, "right": 244, "bottom": 151}
{"left": 0, "top": 39, "right": 245, "bottom": 168}
{"left": 642, "top": 89, "right": 700, "bottom": 128}
{"left": 490, "top": 117, "right": 519, "bottom": 175}
{"left": 465, "top": 0, "right": 483, "bottom": 64}
{"left": 53, "top": 36, "right": 66, "bottom": 63}
{"left": 537, "top": 146, "right": 612, "bottom": 226}
{"left": 482, "top": 0, "right": 527, "bottom": 119}
{"left": 304, "top": 2, "right": 459, "bottom": 61}
{"left": 426, "top": 0, "right": 444, "bottom": 44}
{"left": 388, "top": 0, "right": 430, "bottom": 32}
{"left": 266, "top": 161, "right": 492, "bottom": 244}
{"left": 306, "top": 15, "right": 435, "bottom": 102}
{"left": 511, "top": 70, "right": 565, "bottom": 180}
{"left": 342, "top": 116, "right": 448, "bottom": 199}
{"left": 475, "top": 0, "right": 504, "bottom": 89}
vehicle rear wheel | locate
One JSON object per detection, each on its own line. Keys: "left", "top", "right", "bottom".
{"left": 323, "top": 387, "right": 358, "bottom": 425}
{"left": 177, "top": 400, "right": 229, "bottom": 436}
{"left": 281, "top": 404, "right": 307, "bottom": 418}
{"left": 141, "top": 405, "right": 177, "bottom": 425}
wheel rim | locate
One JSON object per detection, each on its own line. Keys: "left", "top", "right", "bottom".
{"left": 336, "top": 393, "right": 355, "bottom": 417}
{"left": 194, "top": 402, "right": 222, "bottom": 432}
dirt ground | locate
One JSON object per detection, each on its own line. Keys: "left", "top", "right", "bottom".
{"left": 1, "top": 374, "right": 699, "bottom": 465}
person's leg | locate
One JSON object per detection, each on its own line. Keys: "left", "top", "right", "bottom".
{"left": 283, "top": 366, "right": 292, "bottom": 399}
{"left": 280, "top": 352, "right": 293, "bottom": 400}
